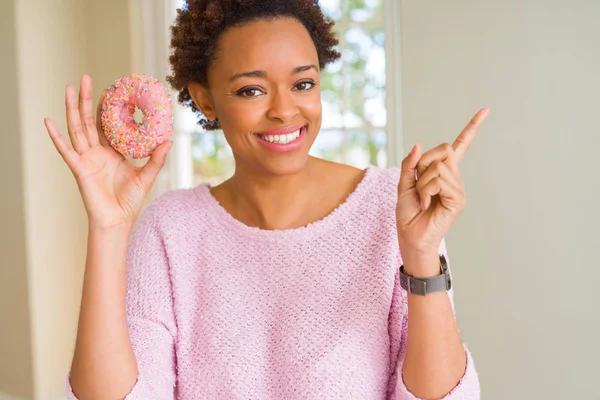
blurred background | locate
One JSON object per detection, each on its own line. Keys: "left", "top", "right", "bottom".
{"left": 1, "top": 0, "right": 598, "bottom": 399}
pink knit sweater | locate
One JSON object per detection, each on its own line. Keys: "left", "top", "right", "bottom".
{"left": 66, "top": 165, "right": 479, "bottom": 399}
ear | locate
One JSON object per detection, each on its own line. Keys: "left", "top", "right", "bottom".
{"left": 188, "top": 81, "right": 217, "bottom": 121}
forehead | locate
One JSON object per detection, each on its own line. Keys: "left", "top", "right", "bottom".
{"left": 211, "top": 17, "right": 319, "bottom": 79}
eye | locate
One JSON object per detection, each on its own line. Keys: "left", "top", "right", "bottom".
{"left": 294, "top": 80, "right": 316, "bottom": 91}
{"left": 237, "top": 87, "right": 264, "bottom": 98}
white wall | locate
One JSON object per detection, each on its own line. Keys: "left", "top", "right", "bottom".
{"left": 0, "top": 0, "right": 34, "bottom": 398}
{"left": 399, "top": 1, "right": 600, "bottom": 398}
{"left": 1, "top": 0, "right": 133, "bottom": 398}
{"left": 15, "top": 0, "right": 90, "bottom": 397}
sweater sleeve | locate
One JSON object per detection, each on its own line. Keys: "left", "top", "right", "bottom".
{"left": 66, "top": 203, "right": 178, "bottom": 399}
{"left": 388, "top": 239, "right": 480, "bottom": 400}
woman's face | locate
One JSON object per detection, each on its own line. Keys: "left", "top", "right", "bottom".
{"left": 188, "top": 17, "right": 322, "bottom": 177}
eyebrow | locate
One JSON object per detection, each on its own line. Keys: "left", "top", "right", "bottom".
{"left": 228, "top": 64, "right": 318, "bottom": 82}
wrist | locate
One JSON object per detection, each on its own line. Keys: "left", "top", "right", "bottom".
{"left": 88, "top": 221, "right": 133, "bottom": 236}
{"left": 400, "top": 249, "right": 441, "bottom": 278}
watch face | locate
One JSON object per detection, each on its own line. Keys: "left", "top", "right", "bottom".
{"left": 439, "top": 255, "right": 452, "bottom": 290}
{"left": 440, "top": 254, "right": 448, "bottom": 273}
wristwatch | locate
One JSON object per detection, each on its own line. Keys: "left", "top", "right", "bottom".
{"left": 400, "top": 254, "right": 452, "bottom": 296}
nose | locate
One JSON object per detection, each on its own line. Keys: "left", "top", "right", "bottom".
{"left": 266, "top": 88, "right": 299, "bottom": 123}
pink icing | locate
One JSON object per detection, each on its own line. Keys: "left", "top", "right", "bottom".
{"left": 101, "top": 74, "right": 174, "bottom": 159}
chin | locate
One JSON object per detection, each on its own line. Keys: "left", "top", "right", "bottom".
{"left": 251, "top": 124, "right": 317, "bottom": 176}
{"left": 259, "top": 154, "right": 311, "bottom": 177}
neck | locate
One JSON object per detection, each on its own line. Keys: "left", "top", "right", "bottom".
{"left": 225, "top": 156, "right": 323, "bottom": 230}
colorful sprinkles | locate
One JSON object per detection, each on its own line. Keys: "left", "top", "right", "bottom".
{"left": 100, "top": 74, "right": 174, "bottom": 159}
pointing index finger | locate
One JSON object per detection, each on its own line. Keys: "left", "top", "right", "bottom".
{"left": 452, "top": 108, "right": 490, "bottom": 163}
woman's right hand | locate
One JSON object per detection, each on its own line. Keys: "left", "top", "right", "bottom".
{"left": 44, "top": 74, "right": 173, "bottom": 230}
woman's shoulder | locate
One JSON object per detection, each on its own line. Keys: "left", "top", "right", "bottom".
{"left": 316, "top": 160, "right": 401, "bottom": 218}
{"left": 136, "top": 185, "right": 208, "bottom": 232}
{"left": 327, "top": 161, "right": 400, "bottom": 195}
{"left": 316, "top": 158, "right": 400, "bottom": 188}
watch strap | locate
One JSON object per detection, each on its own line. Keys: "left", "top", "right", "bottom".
{"left": 399, "top": 254, "right": 452, "bottom": 296}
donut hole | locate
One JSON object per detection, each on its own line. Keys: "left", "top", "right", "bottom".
{"left": 133, "top": 107, "right": 144, "bottom": 124}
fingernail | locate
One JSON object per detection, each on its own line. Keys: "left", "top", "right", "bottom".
{"left": 409, "top": 144, "right": 417, "bottom": 155}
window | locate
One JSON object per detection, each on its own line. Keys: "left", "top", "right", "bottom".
{"left": 146, "top": 0, "right": 402, "bottom": 197}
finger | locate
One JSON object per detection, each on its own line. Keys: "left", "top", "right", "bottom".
{"left": 418, "top": 174, "right": 464, "bottom": 212}
{"left": 44, "top": 118, "right": 80, "bottom": 171}
{"left": 96, "top": 89, "right": 111, "bottom": 148}
{"left": 442, "top": 148, "right": 461, "bottom": 179}
{"left": 416, "top": 160, "right": 457, "bottom": 194}
{"left": 453, "top": 108, "right": 490, "bottom": 163}
{"left": 65, "top": 85, "right": 90, "bottom": 153}
{"left": 416, "top": 143, "right": 454, "bottom": 179}
{"left": 398, "top": 142, "right": 422, "bottom": 191}
{"left": 139, "top": 141, "right": 174, "bottom": 190}
{"left": 79, "top": 74, "right": 99, "bottom": 146}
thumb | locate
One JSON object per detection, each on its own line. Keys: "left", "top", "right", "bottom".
{"left": 139, "top": 140, "right": 173, "bottom": 190}
{"left": 398, "top": 142, "right": 421, "bottom": 191}
{"left": 96, "top": 89, "right": 111, "bottom": 147}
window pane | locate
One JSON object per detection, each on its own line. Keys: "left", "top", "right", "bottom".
{"left": 313, "top": 0, "right": 387, "bottom": 169}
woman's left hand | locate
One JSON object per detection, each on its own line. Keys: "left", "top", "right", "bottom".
{"left": 395, "top": 108, "right": 490, "bottom": 273}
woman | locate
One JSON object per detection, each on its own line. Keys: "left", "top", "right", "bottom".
{"left": 44, "top": 1, "right": 488, "bottom": 399}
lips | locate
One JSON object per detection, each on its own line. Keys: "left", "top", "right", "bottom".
{"left": 254, "top": 125, "right": 307, "bottom": 153}
{"left": 255, "top": 125, "right": 306, "bottom": 136}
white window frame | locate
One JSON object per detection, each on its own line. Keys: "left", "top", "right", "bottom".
{"left": 382, "top": 0, "right": 405, "bottom": 167}
{"left": 128, "top": 0, "right": 195, "bottom": 200}
{"left": 129, "top": 0, "right": 404, "bottom": 197}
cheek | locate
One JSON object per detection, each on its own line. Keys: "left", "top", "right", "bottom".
{"left": 299, "top": 92, "right": 322, "bottom": 120}
{"left": 213, "top": 101, "right": 261, "bottom": 149}
{"left": 218, "top": 101, "right": 265, "bottom": 127}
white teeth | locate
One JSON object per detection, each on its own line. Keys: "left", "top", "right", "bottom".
{"left": 259, "top": 128, "right": 302, "bottom": 144}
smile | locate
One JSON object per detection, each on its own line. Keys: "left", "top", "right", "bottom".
{"left": 254, "top": 125, "right": 307, "bottom": 153}
{"left": 257, "top": 128, "right": 302, "bottom": 144}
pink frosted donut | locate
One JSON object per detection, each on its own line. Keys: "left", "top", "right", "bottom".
{"left": 100, "top": 74, "right": 174, "bottom": 159}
